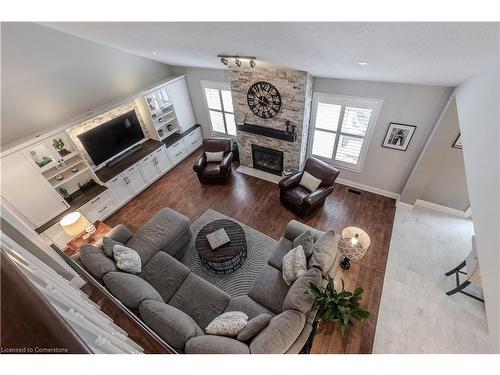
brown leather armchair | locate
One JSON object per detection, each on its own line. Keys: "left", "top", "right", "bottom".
{"left": 279, "top": 157, "right": 340, "bottom": 217}
{"left": 193, "top": 138, "right": 233, "bottom": 184}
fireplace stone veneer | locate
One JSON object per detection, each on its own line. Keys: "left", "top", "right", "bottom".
{"left": 252, "top": 144, "right": 284, "bottom": 175}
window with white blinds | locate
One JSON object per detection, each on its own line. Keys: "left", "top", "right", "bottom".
{"left": 201, "top": 81, "right": 236, "bottom": 136}
{"left": 309, "top": 93, "right": 382, "bottom": 172}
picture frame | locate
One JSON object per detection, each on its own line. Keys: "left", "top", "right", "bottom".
{"left": 382, "top": 122, "right": 417, "bottom": 151}
{"left": 452, "top": 133, "right": 463, "bottom": 149}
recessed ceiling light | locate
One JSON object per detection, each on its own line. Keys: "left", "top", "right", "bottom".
{"left": 357, "top": 62, "right": 368, "bottom": 66}
{"left": 151, "top": 51, "right": 157, "bottom": 55}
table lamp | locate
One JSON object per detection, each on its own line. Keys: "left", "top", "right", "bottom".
{"left": 337, "top": 226, "right": 370, "bottom": 270}
{"left": 60, "top": 211, "right": 96, "bottom": 239}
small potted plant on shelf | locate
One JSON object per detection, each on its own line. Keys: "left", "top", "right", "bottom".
{"left": 52, "top": 138, "right": 71, "bottom": 157}
{"left": 307, "top": 276, "right": 372, "bottom": 335}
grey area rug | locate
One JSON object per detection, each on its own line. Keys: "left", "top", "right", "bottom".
{"left": 177, "top": 208, "right": 277, "bottom": 297}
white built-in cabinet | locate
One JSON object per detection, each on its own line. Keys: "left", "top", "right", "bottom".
{"left": 1, "top": 152, "right": 70, "bottom": 227}
{"left": 139, "top": 147, "right": 172, "bottom": 184}
{"left": 167, "top": 77, "right": 196, "bottom": 133}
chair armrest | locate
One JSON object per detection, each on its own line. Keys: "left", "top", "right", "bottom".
{"left": 279, "top": 172, "right": 302, "bottom": 192}
{"left": 220, "top": 151, "right": 233, "bottom": 171}
{"left": 193, "top": 152, "right": 207, "bottom": 173}
{"left": 94, "top": 224, "right": 133, "bottom": 248}
{"left": 185, "top": 335, "right": 250, "bottom": 354}
{"left": 304, "top": 186, "right": 334, "bottom": 207}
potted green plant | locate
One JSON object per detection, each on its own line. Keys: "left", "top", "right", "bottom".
{"left": 52, "top": 138, "right": 71, "bottom": 156}
{"left": 307, "top": 276, "right": 372, "bottom": 335}
{"left": 228, "top": 134, "right": 239, "bottom": 162}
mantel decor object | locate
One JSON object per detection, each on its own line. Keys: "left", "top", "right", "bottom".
{"left": 52, "top": 138, "right": 71, "bottom": 157}
{"left": 337, "top": 227, "right": 371, "bottom": 270}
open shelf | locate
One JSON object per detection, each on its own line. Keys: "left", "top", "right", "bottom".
{"left": 50, "top": 166, "right": 90, "bottom": 188}
{"left": 38, "top": 150, "right": 81, "bottom": 173}
{"left": 43, "top": 157, "right": 85, "bottom": 180}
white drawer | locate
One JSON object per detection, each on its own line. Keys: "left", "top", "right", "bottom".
{"left": 169, "top": 139, "right": 185, "bottom": 153}
{"left": 79, "top": 190, "right": 111, "bottom": 217}
{"left": 184, "top": 127, "right": 202, "bottom": 142}
{"left": 184, "top": 129, "right": 203, "bottom": 152}
{"left": 168, "top": 146, "right": 187, "bottom": 164}
{"left": 87, "top": 200, "right": 115, "bottom": 223}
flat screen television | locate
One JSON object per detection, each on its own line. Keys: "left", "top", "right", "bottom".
{"left": 78, "top": 110, "right": 145, "bottom": 166}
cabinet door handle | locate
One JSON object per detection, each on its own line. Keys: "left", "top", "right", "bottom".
{"left": 176, "top": 151, "right": 182, "bottom": 157}
{"left": 124, "top": 177, "right": 129, "bottom": 184}
{"left": 154, "top": 157, "right": 159, "bottom": 164}
{"left": 98, "top": 206, "right": 107, "bottom": 214}
{"left": 112, "top": 178, "right": 118, "bottom": 183}
{"left": 90, "top": 196, "right": 101, "bottom": 204}
{"left": 129, "top": 167, "right": 135, "bottom": 172}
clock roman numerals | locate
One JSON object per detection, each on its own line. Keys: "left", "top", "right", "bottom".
{"left": 246, "top": 81, "right": 281, "bottom": 119}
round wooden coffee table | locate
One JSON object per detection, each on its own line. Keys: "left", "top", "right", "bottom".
{"left": 195, "top": 219, "right": 247, "bottom": 275}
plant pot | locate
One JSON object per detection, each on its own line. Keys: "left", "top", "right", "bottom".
{"left": 58, "top": 148, "right": 71, "bottom": 157}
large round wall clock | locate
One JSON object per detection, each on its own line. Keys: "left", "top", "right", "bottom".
{"left": 247, "top": 81, "right": 281, "bottom": 119}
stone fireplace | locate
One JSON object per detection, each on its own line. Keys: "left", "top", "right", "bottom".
{"left": 252, "top": 144, "right": 283, "bottom": 175}
{"left": 230, "top": 65, "right": 313, "bottom": 175}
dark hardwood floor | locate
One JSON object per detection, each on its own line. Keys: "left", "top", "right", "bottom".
{"left": 106, "top": 150, "right": 396, "bottom": 354}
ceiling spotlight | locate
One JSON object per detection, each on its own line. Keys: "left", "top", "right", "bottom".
{"left": 221, "top": 57, "right": 228, "bottom": 65}
{"left": 357, "top": 62, "right": 368, "bottom": 66}
{"left": 151, "top": 51, "right": 157, "bottom": 55}
{"left": 234, "top": 57, "right": 241, "bottom": 67}
{"left": 250, "top": 59, "right": 256, "bottom": 68}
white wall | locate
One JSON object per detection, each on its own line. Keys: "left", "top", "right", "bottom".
{"left": 171, "top": 66, "right": 230, "bottom": 137}
{"left": 1, "top": 22, "right": 172, "bottom": 147}
{"left": 313, "top": 78, "right": 452, "bottom": 194}
{"left": 455, "top": 66, "right": 500, "bottom": 353}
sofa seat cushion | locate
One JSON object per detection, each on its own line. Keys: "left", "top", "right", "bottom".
{"left": 80, "top": 244, "right": 117, "bottom": 280}
{"left": 169, "top": 273, "right": 231, "bottom": 330}
{"left": 225, "top": 295, "right": 274, "bottom": 319}
{"left": 284, "top": 185, "right": 311, "bottom": 206}
{"left": 185, "top": 335, "right": 250, "bottom": 354}
{"left": 282, "top": 268, "right": 322, "bottom": 314}
{"left": 126, "top": 208, "right": 191, "bottom": 264}
{"left": 308, "top": 230, "right": 339, "bottom": 276}
{"left": 248, "top": 265, "right": 290, "bottom": 315}
{"left": 203, "top": 162, "right": 221, "bottom": 175}
{"left": 103, "top": 272, "right": 163, "bottom": 309}
{"left": 139, "top": 300, "right": 203, "bottom": 351}
{"left": 140, "top": 252, "right": 190, "bottom": 303}
{"left": 237, "top": 313, "right": 272, "bottom": 342}
{"left": 249, "top": 310, "right": 306, "bottom": 354}
{"left": 267, "top": 237, "right": 293, "bottom": 271}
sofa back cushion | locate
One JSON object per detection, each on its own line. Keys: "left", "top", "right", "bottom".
{"left": 282, "top": 268, "right": 322, "bottom": 314}
{"left": 103, "top": 272, "right": 163, "bottom": 309}
{"left": 308, "top": 230, "right": 339, "bottom": 276}
{"left": 249, "top": 310, "right": 306, "bottom": 354}
{"left": 80, "top": 244, "right": 117, "bottom": 280}
{"left": 293, "top": 230, "right": 315, "bottom": 258}
{"left": 248, "top": 265, "right": 290, "bottom": 314}
{"left": 139, "top": 300, "right": 203, "bottom": 351}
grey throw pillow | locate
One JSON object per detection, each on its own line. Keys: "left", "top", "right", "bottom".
{"left": 113, "top": 244, "right": 141, "bottom": 274}
{"left": 102, "top": 236, "right": 122, "bottom": 258}
{"left": 237, "top": 314, "right": 272, "bottom": 342}
{"left": 103, "top": 272, "right": 163, "bottom": 309}
{"left": 308, "top": 230, "right": 339, "bottom": 275}
{"left": 80, "top": 244, "right": 117, "bottom": 280}
{"left": 282, "top": 245, "right": 307, "bottom": 286}
{"left": 205, "top": 311, "right": 248, "bottom": 337}
{"left": 293, "top": 230, "right": 315, "bottom": 258}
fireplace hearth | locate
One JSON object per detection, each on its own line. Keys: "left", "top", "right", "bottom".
{"left": 252, "top": 144, "right": 283, "bottom": 176}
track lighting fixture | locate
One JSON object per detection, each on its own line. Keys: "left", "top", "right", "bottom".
{"left": 217, "top": 54, "right": 257, "bottom": 68}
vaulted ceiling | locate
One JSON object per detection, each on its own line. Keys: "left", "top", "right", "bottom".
{"left": 43, "top": 22, "right": 500, "bottom": 87}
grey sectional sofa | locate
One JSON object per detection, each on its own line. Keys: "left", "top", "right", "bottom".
{"left": 78, "top": 208, "right": 339, "bottom": 354}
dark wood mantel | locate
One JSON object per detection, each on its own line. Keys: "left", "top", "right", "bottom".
{"left": 237, "top": 123, "right": 296, "bottom": 142}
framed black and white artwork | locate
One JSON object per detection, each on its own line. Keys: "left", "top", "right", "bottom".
{"left": 452, "top": 133, "right": 463, "bottom": 149}
{"left": 382, "top": 122, "right": 416, "bottom": 151}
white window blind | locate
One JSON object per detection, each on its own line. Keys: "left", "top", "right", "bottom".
{"left": 309, "top": 93, "right": 382, "bottom": 172}
{"left": 201, "top": 81, "right": 236, "bottom": 136}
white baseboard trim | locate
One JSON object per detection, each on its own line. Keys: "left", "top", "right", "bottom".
{"left": 335, "top": 178, "right": 400, "bottom": 200}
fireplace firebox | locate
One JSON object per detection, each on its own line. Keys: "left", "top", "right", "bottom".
{"left": 252, "top": 144, "right": 284, "bottom": 176}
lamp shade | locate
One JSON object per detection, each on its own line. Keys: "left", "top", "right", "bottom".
{"left": 337, "top": 227, "right": 371, "bottom": 261}
{"left": 59, "top": 212, "right": 91, "bottom": 236}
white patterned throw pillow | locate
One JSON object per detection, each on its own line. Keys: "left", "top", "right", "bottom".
{"left": 282, "top": 245, "right": 307, "bottom": 285}
{"left": 205, "top": 151, "right": 224, "bottom": 162}
{"left": 299, "top": 171, "right": 322, "bottom": 192}
{"left": 113, "top": 244, "right": 141, "bottom": 274}
{"left": 206, "top": 311, "right": 248, "bottom": 337}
